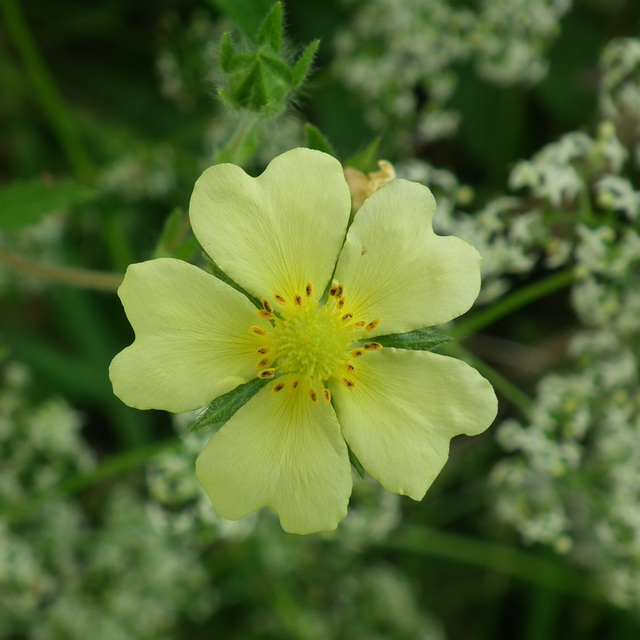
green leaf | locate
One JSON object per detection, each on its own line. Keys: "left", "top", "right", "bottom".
{"left": 219, "top": 32, "right": 236, "bottom": 73}
{"left": 256, "top": 2, "right": 282, "bottom": 52}
{"left": 0, "top": 180, "right": 95, "bottom": 230}
{"left": 201, "top": 251, "right": 262, "bottom": 308}
{"left": 304, "top": 123, "right": 334, "bottom": 155}
{"left": 348, "top": 445, "right": 366, "bottom": 479}
{"left": 191, "top": 377, "right": 269, "bottom": 431}
{"left": 345, "top": 137, "right": 382, "bottom": 173}
{"left": 375, "top": 328, "right": 452, "bottom": 351}
{"left": 291, "top": 39, "right": 319, "bottom": 88}
{"left": 153, "top": 208, "right": 198, "bottom": 261}
{"left": 208, "top": 0, "right": 274, "bottom": 39}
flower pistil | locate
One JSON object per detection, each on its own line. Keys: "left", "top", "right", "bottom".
{"left": 251, "top": 282, "right": 382, "bottom": 402}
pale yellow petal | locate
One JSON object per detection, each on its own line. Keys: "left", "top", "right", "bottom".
{"left": 329, "top": 348, "right": 497, "bottom": 500}
{"left": 334, "top": 179, "right": 482, "bottom": 336}
{"left": 196, "top": 384, "right": 352, "bottom": 534}
{"left": 190, "top": 148, "right": 351, "bottom": 304}
{"left": 109, "top": 259, "right": 269, "bottom": 412}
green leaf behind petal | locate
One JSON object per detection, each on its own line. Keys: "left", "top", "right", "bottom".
{"left": 374, "top": 328, "right": 452, "bottom": 351}
{"left": 304, "top": 123, "right": 334, "bottom": 155}
{"left": 191, "top": 377, "right": 269, "bottom": 432}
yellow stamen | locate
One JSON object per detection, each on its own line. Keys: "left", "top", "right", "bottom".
{"left": 290, "top": 379, "right": 300, "bottom": 391}
{"left": 258, "top": 368, "right": 276, "bottom": 379}
{"left": 251, "top": 326, "right": 266, "bottom": 335}
{"left": 257, "top": 346, "right": 270, "bottom": 355}
{"left": 305, "top": 283, "right": 313, "bottom": 297}
{"left": 336, "top": 297, "right": 345, "bottom": 310}
{"left": 366, "top": 318, "right": 381, "bottom": 332}
{"left": 322, "top": 388, "right": 331, "bottom": 402}
{"left": 257, "top": 309, "right": 274, "bottom": 320}
{"left": 340, "top": 313, "right": 354, "bottom": 323}
{"left": 354, "top": 321, "right": 366, "bottom": 329}
{"left": 309, "top": 388, "right": 318, "bottom": 403}
{"left": 256, "top": 357, "right": 271, "bottom": 369}
{"left": 294, "top": 294, "right": 302, "bottom": 306}
{"left": 274, "top": 293, "right": 286, "bottom": 305}
{"left": 351, "top": 348, "right": 365, "bottom": 358}
{"left": 262, "top": 298, "right": 273, "bottom": 314}
{"left": 363, "top": 342, "right": 383, "bottom": 351}
{"left": 341, "top": 378, "right": 356, "bottom": 389}
{"left": 272, "top": 382, "right": 286, "bottom": 393}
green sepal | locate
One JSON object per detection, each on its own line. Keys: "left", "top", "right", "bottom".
{"left": 291, "top": 39, "right": 319, "bottom": 88}
{"left": 374, "top": 328, "right": 452, "bottom": 351}
{"left": 304, "top": 123, "right": 334, "bottom": 155}
{"left": 219, "top": 32, "right": 236, "bottom": 73}
{"left": 191, "top": 377, "right": 269, "bottom": 432}
{"left": 0, "top": 180, "right": 95, "bottom": 230}
{"left": 348, "top": 445, "right": 366, "bottom": 479}
{"left": 256, "top": 2, "right": 282, "bottom": 52}
{"left": 201, "top": 251, "right": 262, "bottom": 309}
{"left": 224, "top": 51, "right": 291, "bottom": 114}
{"left": 345, "top": 137, "right": 382, "bottom": 173}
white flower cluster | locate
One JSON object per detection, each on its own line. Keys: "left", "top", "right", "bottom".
{"left": 489, "top": 38, "right": 640, "bottom": 612}
{"left": 397, "top": 159, "right": 541, "bottom": 303}
{"left": 98, "top": 145, "right": 177, "bottom": 201}
{"left": 0, "top": 363, "right": 213, "bottom": 639}
{"left": 335, "top": 0, "right": 571, "bottom": 144}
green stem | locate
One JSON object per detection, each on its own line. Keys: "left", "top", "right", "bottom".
{"left": 216, "top": 111, "right": 259, "bottom": 165}
{"left": 0, "top": 0, "right": 94, "bottom": 181}
{"left": 442, "top": 342, "right": 533, "bottom": 414}
{"left": 3, "top": 439, "right": 181, "bottom": 525}
{"left": 378, "top": 525, "right": 600, "bottom": 601}
{"left": 0, "top": 247, "right": 123, "bottom": 292}
{"left": 453, "top": 268, "right": 575, "bottom": 339}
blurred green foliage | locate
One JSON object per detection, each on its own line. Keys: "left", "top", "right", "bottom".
{"left": 2, "top": 0, "right": 640, "bottom": 639}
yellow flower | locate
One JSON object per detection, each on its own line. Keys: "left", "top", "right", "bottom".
{"left": 110, "top": 148, "right": 497, "bottom": 534}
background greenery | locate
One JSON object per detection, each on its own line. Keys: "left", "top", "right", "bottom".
{"left": 2, "top": 0, "right": 640, "bottom": 639}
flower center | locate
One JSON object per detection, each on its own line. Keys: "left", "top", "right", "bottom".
{"left": 249, "top": 283, "right": 382, "bottom": 403}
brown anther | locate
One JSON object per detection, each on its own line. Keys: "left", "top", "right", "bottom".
{"left": 272, "top": 382, "right": 286, "bottom": 393}
{"left": 305, "top": 283, "right": 313, "bottom": 297}
{"left": 257, "top": 309, "right": 274, "bottom": 320}
{"left": 366, "top": 318, "right": 381, "bottom": 332}
{"left": 274, "top": 294, "right": 286, "bottom": 305}
{"left": 340, "top": 378, "right": 356, "bottom": 389}
{"left": 335, "top": 284, "right": 344, "bottom": 298}
{"left": 322, "top": 388, "right": 331, "bottom": 403}
{"left": 340, "top": 313, "right": 354, "bottom": 323}
{"left": 256, "top": 358, "right": 271, "bottom": 369}
{"left": 345, "top": 363, "right": 356, "bottom": 372}
{"left": 290, "top": 379, "right": 300, "bottom": 391}
{"left": 251, "top": 326, "right": 266, "bottom": 335}
{"left": 336, "top": 297, "right": 346, "bottom": 310}
{"left": 329, "top": 285, "right": 339, "bottom": 297}
{"left": 258, "top": 368, "right": 276, "bottom": 379}
{"left": 261, "top": 298, "right": 273, "bottom": 314}
{"left": 309, "top": 388, "right": 318, "bottom": 403}
{"left": 364, "top": 342, "right": 383, "bottom": 351}
{"left": 257, "top": 346, "right": 270, "bottom": 355}
{"left": 294, "top": 294, "right": 302, "bottom": 306}
{"left": 354, "top": 321, "right": 367, "bottom": 329}
{"left": 351, "top": 348, "right": 365, "bottom": 358}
